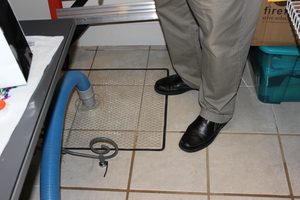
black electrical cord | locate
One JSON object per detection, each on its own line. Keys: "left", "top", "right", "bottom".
{"left": 62, "top": 137, "right": 119, "bottom": 177}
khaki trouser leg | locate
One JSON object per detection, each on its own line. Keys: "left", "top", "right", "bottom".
{"left": 155, "top": 0, "right": 262, "bottom": 123}
{"left": 187, "top": 0, "right": 262, "bottom": 123}
{"left": 154, "top": 0, "right": 202, "bottom": 89}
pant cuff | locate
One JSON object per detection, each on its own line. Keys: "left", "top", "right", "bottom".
{"left": 181, "top": 77, "right": 199, "bottom": 90}
{"left": 200, "top": 108, "right": 232, "bottom": 123}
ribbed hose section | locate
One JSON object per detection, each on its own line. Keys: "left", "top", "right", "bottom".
{"left": 40, "top": 71, "right": 93, "bottom": 200}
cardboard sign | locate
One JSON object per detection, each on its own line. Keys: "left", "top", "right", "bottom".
{"left": 0, "top": 0, "right": 32, "bottom": 89}
{"left": 252, "top": 0, "right": 299, "bottom": 46}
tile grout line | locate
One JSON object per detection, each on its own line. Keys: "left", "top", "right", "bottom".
{"left": 222, "top": 132, "right": 300, "bottom": 136}
{"left": 88, "top": 46, "right": 99, "bottom": 72}
{"left": 125, "top": 150, "right": 136, "bottom": 200}
{"left": 277, "top": 133, "right": 300, "bottom": 136}
{"left": 91, "top": 84, "right": 152, "bottom": 86}
{"left": 63, "top": 94, "right": 82, "bottom": 149}
{"left": 167, "top": 131, "right": 294, "bottom": 136}
{"left": 272, "top": 105, "right": 294, "bottom": 200}
{"left": 221, "top": 131, "right": 278, "bottom": 135}
{"left": 132, "top": 46, "right": 151, "bottom": 149}
{"left": 61, "top": 186, "right": 127, "bottom": 193}
{"left": 206, "top": 148, "right": 211, "bottom": 200}
{"left": 67, "top": 128, "right": 162, "bottom": 133}
{"left": 132, "top": 45, "right": 152, "bottom": 145}
{"left": 241, "top": 78, "right": 249, "bottom": 87}
{"left": 124, "top": 78, "right": 148, "bottom": 200}
{"left": 146, "top": 46, "right": 151, "bottom": 69}
{"left": 60, "top": 186, "right": 294, "bottom": 199}
{"left": 210, "top": 192, "right": 292, "bottom": 198}
{"left": 126, "top": 46, "right": 151, "bottom": 200}
{"left": 128, "top": 189, "right": 208, "bottom": 196}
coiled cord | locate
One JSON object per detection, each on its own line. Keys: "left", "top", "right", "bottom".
{"left": 62, "top": 137, "right": 119, "bottom": 177}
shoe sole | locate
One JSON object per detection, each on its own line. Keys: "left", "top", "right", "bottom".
{"left": 178, "top": 124, "right": 225, "bottom": 153}
{"left": 154, "top": 86, "right": 197, "bottom": 96}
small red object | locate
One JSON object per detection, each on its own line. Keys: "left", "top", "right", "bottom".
{"left": 48, "top": 0, "right": 63, "bottom": 19}
{"left": 0, "top": 99, "right": 6, "bottom": 110}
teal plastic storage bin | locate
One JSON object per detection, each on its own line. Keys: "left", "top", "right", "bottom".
{"left": 250, "top": 46, "right": 300, "bottom": 103}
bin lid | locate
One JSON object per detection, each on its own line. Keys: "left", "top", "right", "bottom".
{"left": 259, "top": 46, "right": 300, "bottom": 56}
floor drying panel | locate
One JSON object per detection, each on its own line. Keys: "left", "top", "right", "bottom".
{"left": 63, "top": 69, "right": 168, "bottom": 151}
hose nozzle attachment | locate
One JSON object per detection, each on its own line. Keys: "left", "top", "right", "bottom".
{"left": 77, "top": 86, "right": 96, "bottom": 110}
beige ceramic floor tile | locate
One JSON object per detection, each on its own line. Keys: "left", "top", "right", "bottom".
{"left": 209, "top": 134, "right": 289, "bottom": 195}
{"left": 61, "top": 150, "right": 132, "bottom": 189}
{"left": 92, "top": 49, "right": 149, "bottom": 69}
{"left": 223, "top": 87, "right": 277, "bottom": 133}
{"left": 129, "top": 192, "right": 207, "bottom": 200}
{"left": 135, "top": 131, "right": 165, "bottom": 150}
{"left": 21, "top": 186, "right": 127, "bottom": 200}
{"left": 281, "top": 136, "right": 300, "bottom": 195}
{"left": 76, "top": 46, "right": 97, "bottom": 51}
{"left": 138, "top": 86, "right": 166, "bottom": 132}
{"left": 167, "top": 90, "right": 200, "bottom": 131}
{"left": 147, "top": 49, "right": 175, "bottom": 74}
{"left": 273, "top": 103, "right": 300, "bottom": 135}
{"left": 88, "top": 70, "right": 146, "bottom": 86}
{"left": 68, "top": 46, "right": 96, "bottom": 69}
{"left": 150, "top": 45, "right": 167, "bottom": 50}
{"left": 241, "top": 59, "right": 256, "bottom": 87}
{"left": 144, "top": 69, "right": 168, "bottom": 86}
{"left": 61, "top": 189, "right": 127, "bottom": 200}
{"left": 97, "top": 46, "right": 149, "bottom": 51}
{"left": 130, "top": 133, "right": 207, "bottom": 192}
{"left": 211, "top": 196, "right": 290, "bottom": 200}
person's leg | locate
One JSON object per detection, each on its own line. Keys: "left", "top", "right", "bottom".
{"left": 188, "top": 0, "right": 262, "bottom": 123}
{"left": 154, "top": 0, "right": 202, "bottom": 89}
{"left": 179, "top": 0, "right": 263, "bottom": 152}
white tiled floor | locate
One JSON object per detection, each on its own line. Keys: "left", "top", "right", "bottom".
{"left": 209, "top": 134, "right": 288, "bottom": 195}
{"left": 223, "top": 87, "right": 277, "bottom": 134}
{"left": 21, "top": 46, "right": 300, "bottom": 200}
{"left": 131, "top": 133, "right": 207, "bottom": 192}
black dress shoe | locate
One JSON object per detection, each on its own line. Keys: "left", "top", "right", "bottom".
{"left": 179, "top": 116, "right": 227, "bottom": 152}
{"left": 154, "top": 74, "right": 195, "bottom": 95}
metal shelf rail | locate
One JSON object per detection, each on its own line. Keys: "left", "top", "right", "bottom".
{"left": 287, "top": 0, "right": 300, "bottom": 39}
{"left": 48, "top": 0, "right": 158, "bottom": 25}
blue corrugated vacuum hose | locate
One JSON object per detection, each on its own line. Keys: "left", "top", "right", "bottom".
{"left": 40, "top": 71, "right": 94, "bottom": 200}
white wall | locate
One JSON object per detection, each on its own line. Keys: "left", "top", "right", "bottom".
{"left": 9, "top": 0, "right": 51, "bottom": 19}
{"left": 77, "top": 22, "right": 165, "bottom": 46}
{"left": 8, "top": 0, "right": 165, "bottom": 46}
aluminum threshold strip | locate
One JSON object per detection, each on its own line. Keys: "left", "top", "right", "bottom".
{"left": 287, "top": 0, "right": 300, "bottom": 39}
{"left": 57, "top": 1, "right": 158, "bottom": 25}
